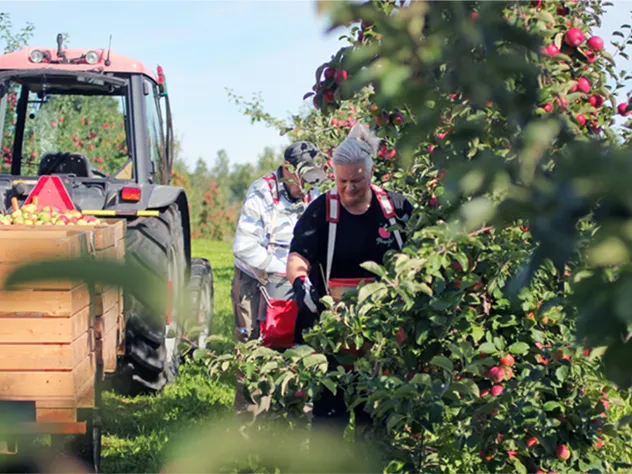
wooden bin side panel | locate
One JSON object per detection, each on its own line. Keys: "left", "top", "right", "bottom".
{"left": 0, "top": 352, "right": 94, "bottom": 401}
{"left": 0, "top": 306, "right": 91, "bottom": 344}
{"left": 0, "top": 284, "right": 90, "bottom": 317}
{"left": 0, "top": 330, "right": 93, "bottom": 371}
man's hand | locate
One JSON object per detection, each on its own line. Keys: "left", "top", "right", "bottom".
{"left": 292, "top": 275, "right": 321, "bottom": 315}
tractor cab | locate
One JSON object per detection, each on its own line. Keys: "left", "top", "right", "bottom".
{"left": 0, "top": 34, "right": 174, "bottom": 214}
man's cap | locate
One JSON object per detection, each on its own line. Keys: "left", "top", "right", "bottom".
{"left": 284, "top": 141, "right": 327, "bottom": 185}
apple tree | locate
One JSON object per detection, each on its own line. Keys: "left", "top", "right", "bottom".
{"left": 200, "top": 1, "right": 632, "bottom": 472}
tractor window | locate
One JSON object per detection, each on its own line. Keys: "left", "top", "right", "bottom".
{"left": 144, "top": 79, "right": 166, "bottom": 184}
{"left": 0, "top": 80, "right": 131, "bottom": 178}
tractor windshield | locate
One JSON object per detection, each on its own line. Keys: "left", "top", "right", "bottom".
{"left": 0, "top": 73, "right": 132, "bottom": 179}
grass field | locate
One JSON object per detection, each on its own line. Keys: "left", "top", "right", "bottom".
{"left": 101, "top": 239, "right": 236, "bottom": 473}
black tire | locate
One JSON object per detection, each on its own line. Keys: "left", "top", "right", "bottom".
{"left": 113, "top": 202, "right": 187, "bottom": 396}
{"left": 187, "top": 258, "right": 214, "bottom": 349}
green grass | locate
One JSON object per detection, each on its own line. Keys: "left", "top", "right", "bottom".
{"left": 101, "top": 239, "right": 237, "bottom": 473}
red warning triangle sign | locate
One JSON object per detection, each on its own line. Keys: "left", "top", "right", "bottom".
{"left": 23, "top": 175, "right": 76, "bottom": 211}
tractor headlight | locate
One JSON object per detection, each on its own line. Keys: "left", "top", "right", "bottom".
{"left": 30, "top": 50, "right": 45, "bottom": 63}
{"left": 85, "top": 51, "right": 99, "bottom": 65}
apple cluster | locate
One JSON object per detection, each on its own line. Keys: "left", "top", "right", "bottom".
{"left": 0, "top": 204, "right": 102, "bottom": 226}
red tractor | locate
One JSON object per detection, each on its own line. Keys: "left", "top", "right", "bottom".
{"left": 0, "top": 34, "right": 214, "bottom": 470}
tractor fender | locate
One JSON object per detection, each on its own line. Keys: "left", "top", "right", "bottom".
{"left": 145, "top": 185, "right": 192, "bottom": 269}
{"left": 146, "top": 185, "right": 184, "bottom": 209}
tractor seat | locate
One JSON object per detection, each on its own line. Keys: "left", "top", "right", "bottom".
{"left": 38, "top": 152, "right": 93, "bottom": 178}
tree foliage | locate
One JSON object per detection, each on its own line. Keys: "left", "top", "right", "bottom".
{"left": 200, "top": 1, "right": 632, "bottom": 472}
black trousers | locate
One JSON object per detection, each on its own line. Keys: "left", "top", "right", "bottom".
{"left": 311, "top": 378, "right": 372, "bottom": 439}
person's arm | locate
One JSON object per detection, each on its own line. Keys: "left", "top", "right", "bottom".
{"left": 287, "top": 251, "right": 310, "bottom": 285}
{"left": 287, "top": 198, "right": 324, "bottom": 313}
{"left": 232, "top": 184, "right": 283, "bottom": 274}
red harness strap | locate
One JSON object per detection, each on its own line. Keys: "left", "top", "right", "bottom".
{"left": 264, "top": 173, "right": 312, "bottom": 206}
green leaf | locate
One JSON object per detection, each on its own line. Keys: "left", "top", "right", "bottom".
{"left": 450, "top": 378, "right": 480, "bottom": 398}
{"left": 471, "top": 326, "right": 485, "bottom": 342}
{"left": 261, "top": 361, "right": 279, "bottom": 373}
{"left": 543, "top": 401, "right": 561, "bottom": 411}
{"left": 358, "top": 282, "right": 387, "bottom": 304}
{"left": 555, "top": 365, "right": 570, "bottom": 383}
{"left": 409, "top": 373, "right": 432, "bottom": 386}
{"left": 285, "top": 345, "right": 315, "bottom": 360}
{"left": 478, "top": 342, "right": 497, "bottom": 354}
{"left": 418, "top": 282, "right": 433, "bottom": 296}
{"left": 386, "top": 413, "right": 407, "bottom": 432}
{"left": 508, "top": 342, "right": 530, "bottom": 355}
{"left": 360, "top": 261, "right": 387, "bottom": 278}
{"left": 321, "top": 378, "right": 337, "bottom": 396}
{"left": 303, "top": 354, "right": 327, "bottom": 368}
{"left": 193, "top": 349, "right": 207, "bottom": 362}
{"left": 430, "top": 355, "right": 454, "bottom": 372}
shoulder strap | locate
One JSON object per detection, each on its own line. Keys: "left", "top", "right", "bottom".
{"left": 263, "top": 174, "right": 280, "bottom": 205}
{"left": 325, "top": 188, "right": 340, "bottom": 287}
{"left": 371, "top": 184, "right": 403, "bottom": 250}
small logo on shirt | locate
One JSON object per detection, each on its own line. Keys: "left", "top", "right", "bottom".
{"left": 377, "top": 225, "right": 394, "bottom": 246}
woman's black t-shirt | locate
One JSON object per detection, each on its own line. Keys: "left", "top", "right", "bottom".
{"left": 290, "top": 188, "right": 414, "bottom": 300}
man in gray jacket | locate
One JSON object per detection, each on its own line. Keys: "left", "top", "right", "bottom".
{"left": 232, "top": 141, "right": 325, "bottom": 343}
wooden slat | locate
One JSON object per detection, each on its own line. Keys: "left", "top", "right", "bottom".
{"left": 0, "top": 330, "right": 93, "bottom": 371}
{"left": 0, "top": 284, "right": 90, "bottom": 317}
{"left": 95, "top": 305, "right": 118, "bottom": 339}
{"left": 0, "top": 232, "right": 89, "bottom": 263}
{"left": 94, "top": 286, "right": 118, "bottom": 315}
{"left": 36, "top": 408, "right": 76, "bottom": 424}
{"left": 0, "top": 353, "right": 94, "bottom": 400}
{"left": 0, "top": 306, "right": 91, "bottom": 344}
{"left": 103, "top": 324, "right": 118, "bottom": 374}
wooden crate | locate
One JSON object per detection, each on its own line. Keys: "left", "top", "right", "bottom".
{"left": 0, "top": 230, "right": 94, "bottom": 410}
{"left": 0, "top": 218, "right": 127, "bottom": 429}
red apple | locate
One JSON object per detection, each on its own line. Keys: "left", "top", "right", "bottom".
{"left": 589, "top": 94, "right": 604, "bottom": 107}
{"left": 576, "top": 114, "right": 587, "bottom": 125}
{"left": 543, "top": 44, "right": 560, "bottom": 56}
{"left": 488, "top": 366, "right": 505, "bottom": 383}
{"left": 499, "top": 354, "right": 515, "bottom": 366}
{"left": 323, "top": 67, "right": 335, "bottom": 79}
{"left": 618, "top": 103, "right": 631, "bottom": 116}
{"left": 565, "top": 27, "right": 585, "bottom": 47}
{"left": 526, "top": 436, "right": 538, "bottom": 448}
{"left": 396, "top": 327, "right": 406, "bottom": 344}
{"left": 541, "top": 102, "right": 553, "bottom": 113}
{"left": 428, "top": 195, "right": 439, "bottom": 208}
{"left": 323, "top": 90, "right": 335, "bottom": 103}
{"left": 556, "top": 444, "right": 571, "bottom": 461}
{"left": 334, "top": 69, "right": 348, "bottom": 82}
{"left": 491, "top": 385, "right": 504, "bottom": 396}
{"left": 587, "top": 35, "right": 604, "bottom": 51}
{"left": 576, "top": 77, "right": 591, "bottom": 93}
{"left": 391, "top": 112, "right": 404, "bottom": 125}
{"left": 584, "top": 49, "right": 597, "bottom": 63}
{"left": 557, "top": 6, "right": 569, "bottom": 15}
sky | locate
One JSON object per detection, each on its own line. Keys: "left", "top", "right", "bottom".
{"left": 1, "top": 1, "right": 631, "bottom": 171}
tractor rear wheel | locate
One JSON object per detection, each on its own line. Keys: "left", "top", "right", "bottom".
{"left": 113, "top": 202, "right": 187, "bottom": 396}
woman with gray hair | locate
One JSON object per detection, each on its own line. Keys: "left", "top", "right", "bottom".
{"left": 286, "top": 123, "right": 414, "bottom": 436}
